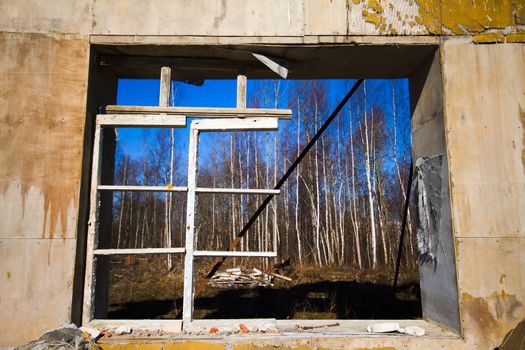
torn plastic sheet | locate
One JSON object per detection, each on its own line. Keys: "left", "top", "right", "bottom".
{"left": 412, "top": 154, "right": 444, "bottom": 266}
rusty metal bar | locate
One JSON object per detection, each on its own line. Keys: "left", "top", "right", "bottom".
{"left": 393, "top": 158, "right": 414, "bottom": 294}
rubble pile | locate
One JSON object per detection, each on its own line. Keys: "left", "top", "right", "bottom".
{"left": 209, "top": 267, "right": 274, "bottom": 288}
{"left": 16, "top": 325, "right": 101, "bottom": 350}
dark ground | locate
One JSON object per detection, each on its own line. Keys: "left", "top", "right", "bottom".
{"left": 107, "top": 257, "right": 421, "bottom": 320}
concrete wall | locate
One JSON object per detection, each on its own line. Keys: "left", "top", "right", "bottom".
{"left": 442, "top": 39, "right": 525, "bottom": 347}
{"left": 1, "top": 0, "right": 524, "bottom": 348}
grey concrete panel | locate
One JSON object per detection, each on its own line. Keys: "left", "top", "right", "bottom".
{"left": 0, "top": 0, "right": 92, "bottom": 35}
{"left": 456, "top": 237, "right": 525, "bottom": 348}
{"left": 442, "top": 39, "right": 525, "bottom": 239}
{"left": 92, "top": 0, "right": 304, "bottom": 36}
{"left": 0, "top": 238, "right": 77, "bottom": 346}
{"left": 0, "top": 33, "right": 89, "bottom": 239}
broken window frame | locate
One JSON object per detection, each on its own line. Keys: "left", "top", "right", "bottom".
{"left": 82, "top": 72, "right": 290, "bottom": 330}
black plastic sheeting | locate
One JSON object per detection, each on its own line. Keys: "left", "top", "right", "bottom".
{"left": 412, "top": 154, "right": 444, "bottom": 267}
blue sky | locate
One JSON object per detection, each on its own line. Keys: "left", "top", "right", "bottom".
{"left": 115, "top": 78, "right": 411, "bottom": 181}
{"left": 116, "top": 79, "right": 361, "bottom": 158}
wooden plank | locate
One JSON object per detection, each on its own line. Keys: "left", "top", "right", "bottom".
{"left": 94, "top": 248, "right": 185, "bottom": 255}
{"left": 83, "top": 124, "right": 103, "bottom": 325}
{"left": 272, "top": 272, "right": 293, "bottom": 281}
{"left": 237, "top": 74, "right": 247, "bottom": 109}
{"left": 182, "top": 126, "right": 199, "bottom": 326}
{"left": 96, "top": 114, "right": 186, "bottom": 127}
{"left": 193, "top": 117, "right": 278, "bottom": 132}
{"left": 159, "top": 66, "right": 171, "bottom": 107}
{"left": 105, "top": 106, "right": 292, "bottom": 119}
{"left": 195, "top": 187, "right": 279, "bottom": 195}
{"left": 193, "top": 250, "right": 277, "bottom": 257}
{"left": 98, "top": 185, "right": 188, "bottom": 192}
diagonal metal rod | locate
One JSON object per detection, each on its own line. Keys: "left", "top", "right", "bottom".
{"left": 393, "top": 158, "right": 414, "bottom": 294}
{"left": 194, "top": 79, "right": 364, "bottom": 298}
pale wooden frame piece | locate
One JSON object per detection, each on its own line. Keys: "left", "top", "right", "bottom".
{"left": 181, "top": 116, "right": 280, "bottom": 327}
{"left": 82, "top": 114, "right": 189, "bottom": 325}
{"left": 84, "top": 73, "right": 286, "bottom": 329}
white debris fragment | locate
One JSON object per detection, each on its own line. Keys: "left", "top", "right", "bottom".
{"left": 367, "top": 322, "right": 400, "bottom": 333}
{"left": 259, "top": 323, "right": 278, "bottom": 333}
{"left": 367, "top": 322, "right": 426, "bottom": 336}
{"left": 79, "top": 326, "right": 101, "bottom": 339}
{"left": 399, "top": 326, "right": 426, "bottom": 336}
{"left": 219, "top": 327, "right": 233, "bottom": 335}
{"left": 114, "top": 325, "right": 132, "bottom": 335}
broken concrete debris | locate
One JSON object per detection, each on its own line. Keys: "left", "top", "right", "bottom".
{"left": 114, "top": 326, "right": 132, "bottom": 335}
{"left": 15, "top": 324, "right": 101, "bottom": 350}
{"left": 367, "top": 322, "right": 425, "bottom": 336}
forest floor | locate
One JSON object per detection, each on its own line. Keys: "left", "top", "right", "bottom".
{"left": 107, "top": 256, "right": 421, "bottom": 320}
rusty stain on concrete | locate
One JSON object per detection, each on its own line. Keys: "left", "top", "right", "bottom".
{"left": 0, "top": 32, "right": 88, "bottom": 239}
{"left": 461, "top": 293, "right": 498, "bottom": 344}
{"left": 494, "top": 290, "right": 523, "bottom": 321}
{"left": 462, "top": 291, "right": 523, "bottom": 345}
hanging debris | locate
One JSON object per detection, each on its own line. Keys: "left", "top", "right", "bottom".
{"left": 413, "top": 154, "right": 444, "bottom": 266}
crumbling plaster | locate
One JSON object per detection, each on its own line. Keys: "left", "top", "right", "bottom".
{"left": 0, "top": 0, "right": 524, "bottom": 348}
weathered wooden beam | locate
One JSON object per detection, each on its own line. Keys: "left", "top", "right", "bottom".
{"left": 96, "top": 114, "right": 186, "bottom": 127}
{"left": 105, "top": 106, "right": 292, "bottom": 119}
{"left": 195, "top": 187, "right": 279, "bottom": 195}
{"left": 236, "top": 74, "right": 247, "bottom": 109}
{"left": 159, "top": 67, "right": 171, "bottom": 107}
{"left": 193, "top": 117, "right": 278, "bottom": 132}
{"left": 182, "top": 126, "right": 199, "bottom": 326}
{"left": 193, "top": 250, "right": 277, "bottom": 258}
{"left": 83, "top": 124, "right": 103, "bottom": 325}
{"left": 98, "top": 185, "right": 188, "bottom": 192}
{"left": 94, "top": 248, "right": 185, "bottom": 255}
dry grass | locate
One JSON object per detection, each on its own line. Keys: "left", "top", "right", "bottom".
{"left": 107, "top": 256, "right": 421, "bottom": 320}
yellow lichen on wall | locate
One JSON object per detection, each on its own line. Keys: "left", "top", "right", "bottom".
{"left": 413, "top": 0, "right": 525, "bottom": 42}
{"left": 347, "top": 0, "right": 524, "bottom": 39}
{"left": 473, "top": 31, "right": 525, "bottom": 43}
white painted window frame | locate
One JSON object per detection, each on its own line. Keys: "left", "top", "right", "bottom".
{"left": 83, "top": 69, "right": 290, "bottom": 330}
{"left": 83, "top": 114, "right": 283, "bottom": 329}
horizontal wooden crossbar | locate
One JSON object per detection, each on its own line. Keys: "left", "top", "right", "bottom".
{"left": 105, "top": 106, "right": 291, "bottom": 119}
{"left": 195, "top": 188, "right": 279, "bottom": 195}
{"left": 94, "top": 248, "right": 185, "bottom": 255}
{"left": 193, "top": 250, "right": 277, "bottom": 257}
{"left": 192, "top": 117, "right": 278, "bottom": 131}
{"left": 96, "top": 114, "right": 186, "bottom": 127}
{"left": 98, "top": 185, "right": 188, "bottom": 192}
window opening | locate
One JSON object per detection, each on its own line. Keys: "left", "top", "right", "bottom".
{"left": 84, "top": 67, "right": 425, "bottom": 332}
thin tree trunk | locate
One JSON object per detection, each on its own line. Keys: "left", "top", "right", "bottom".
{"left": 295, "top": 102, "right": 303, "bottom": 265}
{"left": 363, "top": 81, "right": 378, "bottom": 269}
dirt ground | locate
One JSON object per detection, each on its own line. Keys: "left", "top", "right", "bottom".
{"left": 107, "top": 256, "right": 421, "bottom": 320}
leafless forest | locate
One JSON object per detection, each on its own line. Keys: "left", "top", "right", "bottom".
{"left": 109, "top": 79, "right": 416, "bottom": 274}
